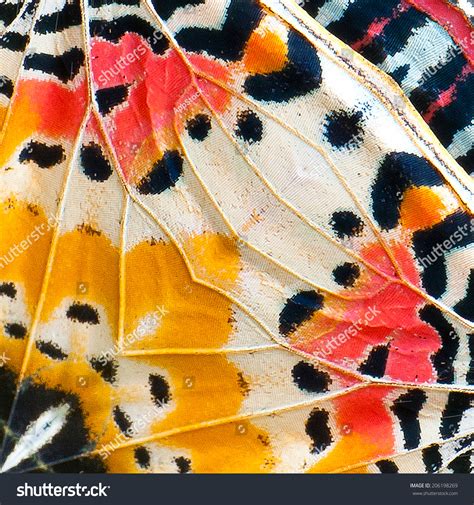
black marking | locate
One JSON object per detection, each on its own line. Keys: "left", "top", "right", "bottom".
{"left": 186, "top": 114, "right": 211, "bottom": 141}
{"left": 89, "top": 15, "right": 169, "bottom": 54}
{"left": 96, "top": 84, "right": 129, "bottom": 115}
{"left": 279, "top": 290, "right": 324, "bottom": 337}
{"left": 19, "top": 141, "right": 65, "bottom": 169}
{"left": 113, "top": 406, "right": 132, "bottom": 437}
{"left": 0, "top": 32, "right": 29, "bottom": 51}
{"left": 175, "top": 456, "right": 191, "bottom": 474}
{"left": 134, "top": 446, "right": 151, "bottom": 469}
{"left": 440, "top": 392, "right": 472, "bottom": 440}
{"left": 1, "top": 372, "right": 94, "bottom": 471}
{"left": 48, "top": 456, "right": 107, "bottom": 473}
{"left": 358, "top": 344, "right": 389, "bottom": 378}
{"left": 66, "top": 303, "right": 100, "bottom": 325}
{"left": 332, "top": 262, "right": 360, "bottom": 287}
{"left": 391, "top": 389, "right": 426, "bottom": 450}
{"left": 0, "top": 282, "right": 16, "bottom": 298}
{"left": 4, "top": 322, "right": 27, "bottom": 339}
{"left": 372, "top": 152, "right": 443, "bottom": 230}
{"left": 0, "top": 364, "right": 17, "bottom": 448}
{"left": 422, "top": 444, "right": 442, "bottom": 473}
{"left": 35, "top": 340, "right": 67, "bottom": 361}
{"left": 413, "top": 211, "right": 472, "bottom": 299}
{"left": 375, "top": 460, "right": 398, "bottom": 473}
{"left": 447, "top": 450, "right": 472, "bottom": 473}
{"left": 235, "top": 109, "right": 263, "bottom": 143}
{"left": 149, "top": 374, "right": 170, "bottom": 407}
{"left": 150, "top": 0, "right": 205, "bottom": 20}
{"left": 467, "top": 334, "right": 474, "bottom": 386}
{"left": 292, "top": 361, "right": 331, "bottom": 393}
{"left": 330, "top": 210, "right": 364, "bottom": 239}
{"left": 305, "top": 408, "right": 332, "bottom": 454}
{"left": 24, "top": 47, "right": 84, "bottom": 83}
{"left": 0, "top": 75, "right": 14, "bottom": 98}
{"left": 419, "top": 304, "right": 459, "bottom": 384}
{"left": 245, "top": 30, "right": 322, "bottom": 102}
{"left": 137, "top": 150, "right": 183, "bottom": 195}
{"left": 454, "top": 270, "right": 474, "bottom": 322}
{"left": 175, "top": 0, "right": 262, "bottom": 61}
{"left": 323, "top": 109, "right": 364, "bottom": 149}
{"left": 80, "top": 143, "right": 113, "bottom": 181}
{"left": 90, "top": 357, "right": 117, "bottom": 384}
{"left": 34, "top": 1, "right": 81, "bottom": 34}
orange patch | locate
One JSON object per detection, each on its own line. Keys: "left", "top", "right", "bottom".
{"left": 244, "top": 28, "right": 287, "bottom": 74}
{"left": 400, "top": 186, "right": 447, "bottom": 230}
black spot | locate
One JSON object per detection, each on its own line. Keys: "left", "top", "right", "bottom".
{"left": 186, "top": 114, "right": 211, "bottom": 141}
{"left": 0, "top": 282, "right": 16, "bottom": 298}
{"left": 440, "top": 392, "right": 472, "bottom": 440}
{"left": 447, "top": 450, "right": 472, "bottom": 473}
{"left": 235, "top": 110, "right": 263, "bottom": 143}
{"left": 149, "top": 374, "right": 170, "bottom": 407}
{"left": 80, "top": 143, "right": 113, "bottom": 182}
{"left": 137, "top": 150, "right": 183, "bottom": 195}
{"left": 245, "top": 30, "right": 322, "bottom": 102}
{"left": 175, "top": 0, "right": 262, "bottom": 61}
{"left": 376, "top": 460, "right": 398, "bottom": 473}
{"left": 150, "top": 0, "right": 204, "bottom": 20}
{"left": 422, "top": 444, "right": 442, "bottom": 472}
{"left": 66, "top": 303, "right": 100, "bottom": 325}
{"left": 90, "top": 357, "right": 117, "bottom": 384}
{"left": 358, "top": 344, "right": 389, "bottom": 378}
{"left": 24, "top": 47, "right": 84, "bottom": 83}
{"left": 4, "top": 322, "right": 27, "bottom": 339}
{"left": 19, "top": 141, "right": 65, "bottom": 168}
{"left": 279, "top": 290, "right": 324, "bottom": 337}
{"left": 175, "top": 456, "right": 191, "bottom": 473}
{"left": 35, "top": 340, "right": 67, "bottom": 360}
{"left": 292, "top": 361, "right": 331, "bottom": 393}
{"left": 390, "top": 389, "right": 426, "bottom": 450}
{"left": 371, "top": 152, "right": 443, "bottom": 230}
{"left": 113, "top": 406, "right": 132, "bottom": 437}
{"left": 454, "top": 270, "right": 474, "bottom": 322}
{"left": 34, "top": 1, "right": 81, "bottom": 33}
{"left": 134, "top": 446, "right": 151, "bottom": 469}
{"left": 419, "top": 304, "right": 459, "bottom": 384}
{"left": 89, "top": 15, "right": 169, "bottom": 54}
{"left": 95, "top": 84, "right": 129, "bottom": 115}
{"left": 332, "top": 262, "right": 360, "bottom": 287}
{"left": 0, "top": 32, "right": 29, "bottom": 51}
{"left": 0, "top": 2, "right": 22, "bottom": 28}
{"left": 323, "top": 109, "right": 364, "bottom": 149}
{"left": 330, "top": 210, "right": 364, "bottom": 239}
{"left": 0, "top": 75, "right": 13, "bottom": 98}
{"left": 413, "top": 212, "right": 472, "bottom": 299}
{"left": 305, "top": 408, "right": 332, "bottom": 454}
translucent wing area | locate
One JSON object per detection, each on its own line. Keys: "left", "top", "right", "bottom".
{"left": 300, "top": 0, "right": 474, "bottom": 176}
{"left": 0, "top": 0, "right": 473, "bottom": 474}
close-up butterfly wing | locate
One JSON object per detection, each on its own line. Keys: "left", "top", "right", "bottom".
{"left": 0, "top": 0, "right": 473, "bottom": 474}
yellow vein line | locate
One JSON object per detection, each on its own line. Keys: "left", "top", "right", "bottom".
{"left": 17, "top": 108, "right": 91, "bottom": 381}
{"left": 120, "top": 344, "right": 281, "bottom": 356}
{"left": 117, "top": 193, "right": 129, "bottom": 350}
